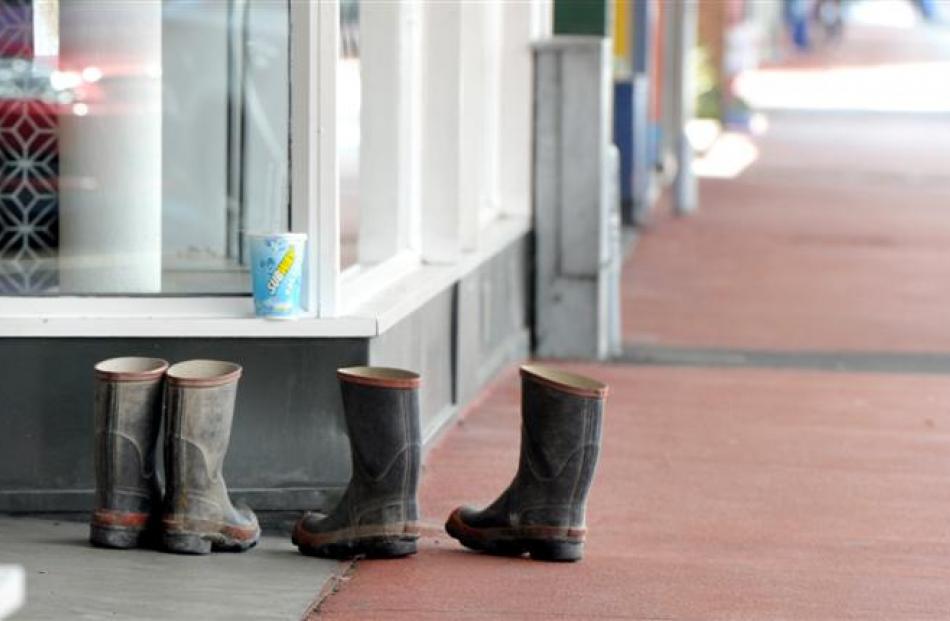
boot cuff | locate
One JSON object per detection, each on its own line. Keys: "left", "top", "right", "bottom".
{"left": 95, "top": 357, "right": 169, "bottom": 382}
{"left": 337, "top": 366, "right": 421, "bottom": 389}
{"left": 520, "top": 364, "right": 608, "bottom": 399}
{"left": 166, "top": 360, "right": 242, "bottom": 387}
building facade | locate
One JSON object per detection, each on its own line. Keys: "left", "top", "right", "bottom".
{"left": 0, "top": 0, "right": 547, "bottom": 515}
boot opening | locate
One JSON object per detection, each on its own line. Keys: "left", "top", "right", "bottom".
{"left": 520, "top": 364, "right": 608, "bottom": 399}
{"left": 337, "top": 366, "right": 421, "bottom": 389}
{"left": 95, "top": 357, "right": 169, "bottom": 381}
{"left": 166, "top": 360, "right": 242, "bottom": 387}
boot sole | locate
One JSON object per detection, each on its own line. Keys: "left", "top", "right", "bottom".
{"left": 161, "top": 515, "right": 261, "bottom": 555}
{"left": 445, "top": 513, "right": 584, "bottom": 562}
{"left": 89, "top": 510, "right": 157, "bottom": 550}
{"left": 90, "top": 525, "right": 150, "bottom": 550}
{"left": 162, "top": 531, "right": 259, "bottom": 555}
{"left": 293, "top": 521, "right": 420, "bottom": 560}
{"left": 449, "top": 532, "right": 583, "bottom": 562}
{"left": 297, "top": 535, "right": 417, "bottom": 560}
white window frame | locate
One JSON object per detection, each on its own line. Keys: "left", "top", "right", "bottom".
{"left": 0, "top": 0, "right": 545, "bottom": 338}
{"left": 0, "top": 0, "right": 339, "bottom": 334}
{"left": 290, "top": 0, "right": 339, "bottom": 318}
{"left": 337, "top": 0, "right": 424, "bottom": 315}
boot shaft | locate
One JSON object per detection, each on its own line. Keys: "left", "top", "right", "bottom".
{"left": 514, "top": 365, "right": 607, "bottom": 524}
{"left": 338, "top": 367, "right": 421, "bottom": 505}
{"left": 163, "top": 360, "right": 241, "bottom": 515}
{"left": 93, "top": 357, "right": 168, "bottom": 510}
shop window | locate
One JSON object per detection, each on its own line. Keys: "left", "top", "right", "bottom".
{"left": 0, "top": 0, "right": 545, "bottom": 328}
{"left": 0, "top": 0, "right": 291, "bottom": 295}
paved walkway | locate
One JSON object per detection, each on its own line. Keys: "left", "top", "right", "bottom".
{"left": 623, "top": 109, "right": 950, "bottom": 353}
{"left": 314, "top": 18, "right": 950, "bottom": 621}
{"left": 0, "top": 517, "right": 336, "bottom": 620}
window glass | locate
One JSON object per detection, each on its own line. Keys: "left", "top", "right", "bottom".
{"left": 0, "top": 0, "right": 290, "bottom": 295}
{"left": 339, "top": 0, "right": 359, "bottom": 270}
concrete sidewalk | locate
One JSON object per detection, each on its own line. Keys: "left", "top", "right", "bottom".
{"left": 0, "top": 517, "right": 338, "bottom": 620}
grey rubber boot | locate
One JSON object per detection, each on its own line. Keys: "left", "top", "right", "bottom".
{"left": 161, "top": 360, "right": 260, "bottom": 554}
{"left": 445, "top": 364, "right": 607, "bottom": 562}
{"left": 90, "top": 357, "right": 169, "bottom": 549}
{"left": 293, "top": 367, "right": 421, "bottom": 559}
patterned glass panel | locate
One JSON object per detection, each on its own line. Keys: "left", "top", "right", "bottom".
{"left": 0, "top": 0, "right": 59, "bottom": 294}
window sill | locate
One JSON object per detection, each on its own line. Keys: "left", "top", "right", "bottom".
{"left": 351, "top": 213, "right": 530, "bottom": 334}
{"left": 0, "top": 312, "right": 378, "bottom": 339}
{"left": 0, "top": 214, "right": 530, "bottom": 338}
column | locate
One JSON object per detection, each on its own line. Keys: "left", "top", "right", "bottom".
{"left": 671, "top": 0, "right": 698, "bottom": 215}
{"left": 419, "top": 0, "right": 462, "bottom": 264}
{"left": 58, "top": 1, "right": 162, "bottom": 293}
{"left": 534, "top": 36, "right": 619, "bottom": 359}
{"left": 358, "top": 0, "right": 419, "bottom": 264}
{"left": 631, "top": 0, "right": 654, "bottom": 223}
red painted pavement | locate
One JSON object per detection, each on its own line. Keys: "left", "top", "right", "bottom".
{"left": 315, "top": 365, "right": 950, "bottom": 619}
{"left": 623, "top": 121, "right": 950, "bottom": 353}
{"left": 623, "top": 20, "right": 950, "bottom": 353}
{"left": 313, "top": 18, "right": 950, "bottom": 621}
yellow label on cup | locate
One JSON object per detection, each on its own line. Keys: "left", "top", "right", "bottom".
{"left": 267, "top": 246, "right": 296, "bottom": 295}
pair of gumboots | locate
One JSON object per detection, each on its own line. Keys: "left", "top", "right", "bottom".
{"left": 91, "top": 357, "right": 607, "bottom": 562}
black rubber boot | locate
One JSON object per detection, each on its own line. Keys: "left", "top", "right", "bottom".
{"left": 293, "top": 367, "right": 421, "bottom": 559}
{"left": 446, "top": 364, "right": 607, "bottom": 562}
{"left": 90, "top": 357, "right": 168, "bottom": 549}
{"left": 161, "top": 360, "right": 260, "bottom": 554}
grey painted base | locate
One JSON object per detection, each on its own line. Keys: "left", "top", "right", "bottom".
{"left": 0, "top": 516, "right": 338, "bottom": 620}
{"left": 1, "top": 235, "right": 531, "bottom": 515}
{"left": 0, "top": 338, "right": 366, "bottom": 513}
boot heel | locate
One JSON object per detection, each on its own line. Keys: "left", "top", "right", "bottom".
{"left": 90, "top": 526, "right": 143, "bottom": 549}
{"left": 361, "top": 537, "right": 418, "bottom": 559}
{"left": 163, "top": 532, "right": 212, "bottom": 555}
{"left": 526, "top": 539, "right": 583, "bottom": 562}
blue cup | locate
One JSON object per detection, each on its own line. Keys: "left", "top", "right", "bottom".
{"left": 247, "top": 232, "right": 307, "bottom": 319}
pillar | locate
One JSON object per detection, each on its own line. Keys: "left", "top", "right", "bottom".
{"left": 630, "top": 0, "right": 656, "bottom": 223}
{"left": 58, "top": 2, "right": 162, "bottom": 293}
{"left": 534, "top": 36, "right": 621, "bottom": 360}
{"left": 671, "top": 0, "right": 698, "bottom": 215}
